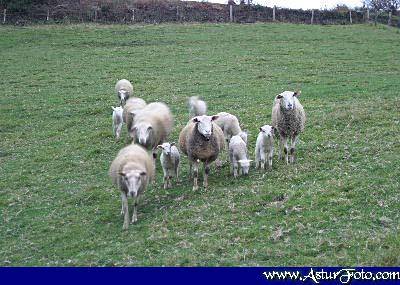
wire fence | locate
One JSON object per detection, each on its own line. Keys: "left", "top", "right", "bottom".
{"left": 2, "top": 1, "right": 399, "bottom": 27}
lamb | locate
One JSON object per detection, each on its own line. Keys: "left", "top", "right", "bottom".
{"left": 255, "top": 125, "right": 274, "bottom": 170}
{"left": 115, "top": 79, "right": 134, "bottom": 106}
{"left": 157, "top": 142, "right": 180, "bottom": 189}
{"left": 179, "top": 115, "right": 225, "bottom": 191}
{"left": 112, "top": 106, "right": 124, "bottom": 141}
{"left": 109, "top": 144, "right": 154, "bottom": 230}
{"left": 214, "top": 112, "right": 248, "bottom": 145}
{"left": 122, "top": 97, "right": 147, "bottom": 141}
{"left": 132, "top": 102, "right": 173, "bottom": 175}
{"left": 271, "top": 91, "right": 306, "bottom": 164}
{"left": 229, "top": 135, "right": 252, "bottom": 177}
{"left": 188, "top": 96, "right": 207, "bottom": 119}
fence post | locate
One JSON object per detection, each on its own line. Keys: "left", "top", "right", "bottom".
{"left": 131, "top": 8, "right": 135, "bottom": 22}
{"left": 46, "top": 8, "right": 50, "bottom": 21}
{"left": 374, "top": 10, "right": 378, "bottom": 26}
{"left": 3, "top": 9, "right": 6, "bottom": 24}
{"left": 94, "top": 8, "right": 98, "bottom": 22}
{"left": 311, "top": 9, "right": 314, "bottom": 24}
{"left": 388, "top": 11, "right": 392, "bottom": 26}
{"left": 366, "top": 8, "right": 369, "bottom": 22}
{"left": 273, "top": 6, "right": 276, "bottom": 21}
{"left": 349, "top": 10, "right": 352, "bottom": 24}
{"left": 229, "top": 5, "right": 233, "bottom": 22}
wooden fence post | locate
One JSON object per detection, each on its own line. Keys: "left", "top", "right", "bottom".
{"left": 131, "top": 8, "right": 135, "bottom": 22}
{"left": 46, "top": 8, "right": 50, "bottom": 21}
{"left": 229, "top": 5, "right": 233, "bottom": 22}
{"left": 273, "top": 5, "right": 276, "bottom": 21}
{"left": 366, "top": 8, "right": 369, "bottom": 22}
{"left": 311, "top": 9, "right": 314, "bottom": 24}
{"left": 388, "top": 11, "right": 392, "bottom": 26}
{"left": 374, "top": 10, "right": 378, "bottom": 26}
{"left": 349, "top": 10, "right": 352, "bottom": 24}
{"left": 3, "top": 9, "right": 6, "bottom": 24}
{"left": 94, "top": 8, "right": 98, "bottom": 22}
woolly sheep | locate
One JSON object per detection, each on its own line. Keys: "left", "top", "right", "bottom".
{"left": 122, "top": 97, "right": 147, "bottom": 142}
{"left": 157, "top": 142, "right": 180, "bottom": 189}
{"left": 229, "top": 135, "right": 252, "bottom": 177}
{"left": 188, "top": 96, "right": 207, "bottom": 119}
{"left": 179, "top": 115, "right": 225, "bottom": 191}
{"left": 255, "top": 125, "right": 274, "bottom": 170}
{"left": 115, "top": 79, "right": 133, "bottom": 106}
{"left": 271, "top": 91, "right": 306, "bottom": 164}
{"left": 133, "top": 102, "right": 173, "bottom": 176}
{"left": 112, "top": 106, "right": 124, "bottom": 141}
{"left": 109, "top": 144, "right": 154, "bottom": 230}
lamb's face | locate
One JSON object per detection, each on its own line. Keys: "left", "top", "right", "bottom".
{"left": 277, "top": 91, "right": 300, "bottom": 111}
{"left": 238, "top": 159, "right": 252, "bottom": 175}
{"left": 134, "top": 122, "right": 153, "bottom": 148}
{"left": 260, "top": 125, "right": 274, "bottom": 138}
{"left": 158, "top": 142, "right": 175, "bottom": 156}
{"left": 193, "top": 115, "right": 219, "bottom": 141}
{"left": 120, "top": 170, "right": 146, "bottom": 197}
{"left": 118, "top": 90, "right": 128, "bottom": 105}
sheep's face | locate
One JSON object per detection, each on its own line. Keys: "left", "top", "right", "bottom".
{"left": 157, "top": 142, "right": 175, "bottom": 156}
{"left": 193, "top": 115, "right": 219, "bottom": 141}
{"left": 134, "top": 122, "right": 153, "bottom": 148}
{"left": 277, "top": 91, "right": 301, "bottom": 111}
{"left": 260, "top": 125, "right": 274, "bottom": 138}
{"left": 118, "top": 90, "right": 128, "bottom": 105}
{"left": 239, "top": 130, "right": 248, "bottom": 144}
{"left": 238, "top": 159, "right": 252, "bottom": 175}
{"left": 120, "top": 170, "right": 146, "bottom": 197}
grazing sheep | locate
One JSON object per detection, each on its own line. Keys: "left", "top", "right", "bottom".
{"left": 255, "top": 125, "right": 274, "bottom": 170}
{"left": 188, "top": 96, "right": 207, "bottom": 119}
{"left": 229, "top": 135, "right": 252, "bottom": 177}
{"left": 115, "top": 79, "right": 133, "bottom": 106}
{"left": 157, "top": 142, "right": 180, "bottom": 189}
{"left": 122, "top": 97, "right": 147, "bottom": 141}
{"left": 271, "top": 91, "right": 306, "bottom": 164}
{"left": 133, "top": 102, "right": 173, "bottom": 176}
{"left": 109, "top": 144, "right": 154, "bottom": 230}
{"left": 112, "top": 106, "right": 124, "bottom": 141}
{"left": 179, "top": 115, "right": 225, "bottom": 191}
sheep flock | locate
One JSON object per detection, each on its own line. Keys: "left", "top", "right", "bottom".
{"left": 109, "top": 79, "right": 306, "bottom": 229}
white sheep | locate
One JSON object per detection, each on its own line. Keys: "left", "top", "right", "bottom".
{"left": 179, "top": 115, "right": 225, "bottom": 191}
{"left": 133, "top": 102, "right": 173, "bottom": 176}
{"left": 188, "top": 96, "right": 207, "bottom": 119}
{"left": 112, "top": 106, "right": 123, "bottom": 141}
{"left": 109, "top": 144, "right": 154, "bottom": 230}
{"left": 115, "top": 79, "right": 133, "bottom": 106}
{"left": 229, "top": 135, "right": 252, "bottom": 177}
{"left": 122, "top": 97, "right": 147, "bottom": 142}
{"left": 271, "top": 91, "right": 306, "bottom": 164}
{"left": 255, "top": 125, "right": 274, "bottom": 170}
{"left": 157, "top": 142, "right": 180, "bottom": 189}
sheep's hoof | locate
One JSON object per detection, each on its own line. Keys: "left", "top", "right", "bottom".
{"left": 193, "top": 186, "right": 199, "bottom": 191}
{"left": 123, "top": 223, "right": 129, "bottom": 230}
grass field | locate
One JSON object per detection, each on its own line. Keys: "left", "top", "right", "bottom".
{"left": 0, "top": 23, "right": 399, "bottom": 266}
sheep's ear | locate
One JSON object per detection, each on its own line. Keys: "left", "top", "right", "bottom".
{"left": 119, "top": 171, "right": 126, "bottom": 177}
{"left": 259, "top": 127, "right": 264, "bottom": 132}
{"left": 192, "top": 117, "right": 200, "bottom": 123}
{"left": 276, "top": 94, "right": 283, "bottom": 99}
{"left": 211, "top": 115, "right": 219, "bottom": 121}
{"left": 157, "top": 145, "right": 163, "bottom": 149}
{"left": 112, "top": 106, "right": 115, "bottom": 111}
{"left": 130, "top": 110, "right": 137, "bottom": 116}
{"left": 140, "top": 171, "right": 146, "bottom": 176}
{"left": 170, "top": 142, "right": 176, "bottom": 146}
{"left": 294, "top": 90, "right": 301, "bottom": 97}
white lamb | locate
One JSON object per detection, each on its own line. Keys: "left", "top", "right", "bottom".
{"left": 157, "top": 142, "right": 180, "bottom": 189}
{"left": 115, "top": 79, "right": 133, "bottom": 106}
{"left": 229, "top": 135, "right": 252, "bottom": 177}
{"left": 112, "top": 106, "right": 123, "bottom": 141}
{"left": 255, "top": 125, "right": 274, "bottom": 170}
{"left": 188, "top": 96, "right": 207, "bottom": 119}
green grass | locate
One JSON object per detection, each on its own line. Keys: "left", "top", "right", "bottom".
{"left": 0, "top": 23, "right": 399, "bottom": 266}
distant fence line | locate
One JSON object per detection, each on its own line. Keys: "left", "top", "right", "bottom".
{"left": 2, "top": 2, "right": 399, "bottom": 27}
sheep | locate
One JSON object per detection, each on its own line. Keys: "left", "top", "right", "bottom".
{"left": 179, "top": 115, "right": 225, "bottom": 191}
{"left": 122, "top": 97, "right": 147, "bottom": 142}
{"left": 111, "top": 106, "right": 124, "bottom": 141}
{"left": 115, "top": 79, "right": 133, "bottom": 106}
{"left": 255, "top": 125, "right": 274, "bottom": 170}
{"left": 157, "top": 142, "right": 180, "bottom": 189}
{"left": 188, "top": 96, "right": 207, "bottom": 119}
{"left": 109, "top": 144, "right": 154, "bottom": 230}
{"left": 271, "top": 91, "right": 306, "bottom": 164}
{"left": 132, "top": 102, "right": 173, "bottom": 176}
{"left": 229, "top": 135, "right": 252, "bottom": 177}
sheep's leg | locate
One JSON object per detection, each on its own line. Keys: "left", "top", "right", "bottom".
{"left": 116, "top": 124, "right": 122, "bottom": 141}
{"left": 290, "top": 135, "right": 299, "bottom": 164}
{"left": 122, "top": 192, "right": 129, "bottom": 230}
{"left": 260, "top": 151, "right": 266, "bottom": 170}
{"left": 192, "top": 160, "right": 199, "bottom": 191}
{"left": 268, "top": 148, "right": 274, "bottom": 169}
{"left": 203, "top": 162, "right": 210, "bottom": 189}
{"left": 168, "top": 174, "right": 173, "bottom": 188}
{"left": 131, "top": 195, "right": 138, "bottom": 224}
{"left": 152, "top": 151, "right": 157, "bottom": 183}
{"left": 233, "top": 161, "right": 239, "bottom": 178}
{"left": 281, "top": 136, "right": 289, "bottom": 165}
{"left": 120, "top": 193, "right": 125, "bottom": 216}
{"left": 175, "top": 163, "right": 180, "bottom": 183}
{"left": 189, "top": 162, "right": 192, "bottom": 179}
{"left": 229, "top": 152, "right": 234, "bottom": 174}
{"left": 278, "top": 138, "right": 283, "bottom": 160}
{"left": 225, "top": 138, "right": 230, "bottom": 162}
{"left": 255, "top": 148, "right": 260, "bottom": 169}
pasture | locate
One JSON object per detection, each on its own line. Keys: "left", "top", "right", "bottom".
{"left": 0, "top": 23, "right": 399, "bottom": 266}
